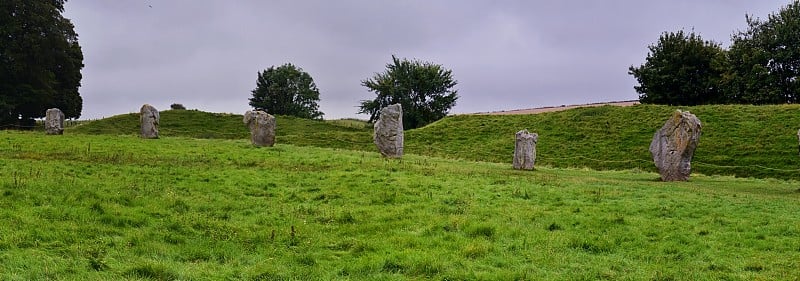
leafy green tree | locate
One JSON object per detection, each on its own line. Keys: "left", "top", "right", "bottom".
{"left": 0, "top": 0, "right": 84, "bottom": 127}
{"left": 359, "top": 55, "right": 458, "bottom": 129}
{"left": 723, "top": 2, "right": 800, "bottom": 104}
{"left": 249, "top": 63, "right": 324, "bottom": 119}
{"left": 629, "top": 30, "right": 726, "bottom": 105}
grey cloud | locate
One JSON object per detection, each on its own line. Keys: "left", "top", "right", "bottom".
{"left": 64, "top": 1, "right": 793, "bottom": 119}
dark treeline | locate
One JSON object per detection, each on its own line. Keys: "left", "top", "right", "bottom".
{"left": 629, "top": 2, "right": 800, "bottom": 106}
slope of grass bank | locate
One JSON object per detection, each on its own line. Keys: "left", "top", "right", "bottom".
{"left": 67, "top": 104, "right": 800, "bottom": 180}
{"left": 1, "top": 131, "right": 799, "bottom": 280}
{"left": 67, "top": 110, "right": 373, "bottom": 151}
{"left": 406, "top": 104, "right": 800, "bottom": 180}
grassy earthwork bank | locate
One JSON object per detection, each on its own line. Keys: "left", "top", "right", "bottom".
{"left": 67, "top": 110, "right": 373, "bottom": 151}
{"left": 408, "top": 104, "right": 800, "bottom": 180}
{"left": 71, "top": 104, "right": 800, "bottom": 180}
{"left": 1, "top": 131, "right": 799, "bottom": 280}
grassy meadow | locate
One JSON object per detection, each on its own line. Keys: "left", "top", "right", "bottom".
{"left": 67, "top": 105, "right": 800, "bottom": 180}
{"left": 67, "top": 110, "right": 374, "bottom": 151}
{"left": 1, "top": 131, "right": 799, "bottom": 280}
{"left": 406, "top": 104, "right": 800, "bottom": 180}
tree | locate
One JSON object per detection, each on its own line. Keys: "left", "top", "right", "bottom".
{"left": 723, "top": 2, "right": 800, "bottom": 104}
{"left": 629, "top": 30, "right": 725, "bottom": 105}
{"left": 0, "top": 0, "right": 84, "bottom": 127}
{"left": 249, "top": 63, "right": 324, "bottom": 119}
{"left": 359, "top": 55, "right": 458, "bottom": 129}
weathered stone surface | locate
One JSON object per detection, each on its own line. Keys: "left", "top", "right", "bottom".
{"left": 243, "top": 110, "right": 276, "bottom": 147}
{"left": 373, "top": 104, "right": 403, "bottom": 158}
{"left": 513, "top": 129, "right": 538, "bottom": 170}
{"left": 140, "top": 104, "right": 160, "bottom": 139}
{"left": 45, "top": 108, "right": 65, "bottom": 135}
{"left": 649, "top": 110, "right": 701, "bottom": 181}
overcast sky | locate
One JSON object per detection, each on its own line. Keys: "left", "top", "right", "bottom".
{"left": 63, "top": 1, "right": 793, "bottom": 120}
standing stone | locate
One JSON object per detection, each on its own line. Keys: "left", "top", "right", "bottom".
{"left": 140, "top": 104, "right": 160, "bottom": 139}
{"left": 513, "top": 129, "right": 538, "bottom": 170}
{"left": 243, "top": 110, "right": 276, "bottom": 147}
{"left": 373, "top": 104, "right": 403, "bottom": 158}
{"left": 44, "top": 108, "right": 65, "bottom": 135}
{"left": 649, "top": 110, "right": 702, "bottom": 181}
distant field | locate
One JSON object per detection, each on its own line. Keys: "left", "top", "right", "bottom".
{"left": 470, "top": 100, "right": 640, "bottom": 115}
{"left": 1, "top": 131, "right": 798, "bottom": 280}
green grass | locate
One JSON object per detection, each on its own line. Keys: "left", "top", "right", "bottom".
{"left": 1, "top": 131, "right": 799, "bottom": 280}
{"left": 68, "top": 104, "right": 800, "bottom": 180}
{"left": 67, "top": 110, "right": 373, "bottom": 151}
{"left": 406, "top": 104, "right": 800, "bottom": 180}
{"left": 325, "top": 118, "right": 371, "bottom": 130}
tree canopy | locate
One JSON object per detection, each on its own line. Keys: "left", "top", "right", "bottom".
{"left": 723, "top": 1, "right": 800, "bottom": 104}
{"left": 631, "top": 2, "right": 800, "bottom": 106}
{"left": 628, "top": 30, "right": 725, "bottom": 105}
{"left": 249, "top": 63, "right": 324, "bottom": 120}
{"left": 359, "top": 55, "right": 458, "bottom": 129}
{"left": 0, "top": 0, "right": 84, "bottom": 127}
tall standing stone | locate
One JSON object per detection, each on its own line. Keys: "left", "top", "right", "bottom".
{"left": 513, "top": 129, "right": 538, "bottom": 170}
{"left": 44, "top": 108, "right": 65, "bottom": 135}
{"left": 797, "top": 129, "right": 800, "bottom": 156}
{"left": 243, "top": 110, "right": 276, "bottom": 147}
{"left": 140, "top": 104, "right": 160, "bottom": 139}
{"left": 373, "top": 104, "right": 403, "bottom": 158}
{"left": 649, "top": 110, "right": 701, "bottom": 181}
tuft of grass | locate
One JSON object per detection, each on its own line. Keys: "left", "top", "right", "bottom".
{"left": 547, "top": 222, "right": 563, "bottom": 231}
{"left": 381, "top": 259, "right": 405, "bottom": 274}
{"left": 462, "top": 241, "right": 491, "bottom": 259}
{"left": 744, "top": 263, "right": 765, "bottom": 272}
{"left": 250, "top": 271, "right": 287, "bottom": 281}
{"left": 125, "top": 263, "right": 179, "bottom": 281}
{"left": 466, "top": 225, "right": 496, "bottom": 239}
{"left": 568, "top": 238, "right": 615, "bottom": 254}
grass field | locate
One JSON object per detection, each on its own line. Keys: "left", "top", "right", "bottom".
{"left": 69, "top": 104, "right": 800, "bottom": 180}
{"left": 1, "top": 131, "right": 799, "bottom": 280}
{"left": 407, "top": 104, "right": 800, "bottom": 180}
{"left": 67, "top": 110, "right": 374, "bottom": 152}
